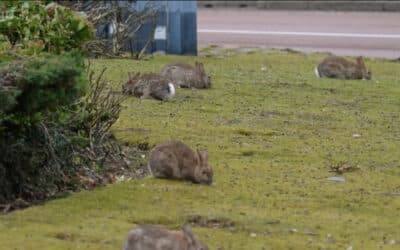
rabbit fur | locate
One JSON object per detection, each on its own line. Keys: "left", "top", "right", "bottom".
{"left": 122, "top": 72, "right": 175, "bottom": 101}
{"left": 315, "top": 56, "right": 371, "bottom": 80}
{"left": 148, "top": 140, "right": 213, "bottom": 185}
{"left": 161, "top": 61, "right": 211, "bottom": 89}
{"left": 124, "top": 224, "right": 208, "bottom": 250}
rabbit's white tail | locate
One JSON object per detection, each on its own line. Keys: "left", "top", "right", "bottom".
{"left": 314, "top": 67, "right": 321, "bottom": 78}
{"left": 168, "top": 83, "right": 175, "bottom": 97}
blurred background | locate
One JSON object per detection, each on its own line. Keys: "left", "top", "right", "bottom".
{"left": 54, "top": 0, "right": 400, "bottom": 59}
{"left": 197, "top": 0, "right": 400, "bottom": 59}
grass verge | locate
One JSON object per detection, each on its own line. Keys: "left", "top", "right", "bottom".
{"left": 1, "top": 49, "right": 399, "bottom": 249}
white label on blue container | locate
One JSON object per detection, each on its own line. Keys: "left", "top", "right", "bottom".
{"left": 154, "top": 26, "right": 166, "bottom": 40}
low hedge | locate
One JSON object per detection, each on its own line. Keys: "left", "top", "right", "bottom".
{"left": 0, "top": 51, "right": 87, "bottom": 202}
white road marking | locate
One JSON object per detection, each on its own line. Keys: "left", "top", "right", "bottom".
{"left": 198, "top": 29, "right": 400, "bottom": 39}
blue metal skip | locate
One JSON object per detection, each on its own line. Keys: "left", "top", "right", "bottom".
{"left": 129, "top": 0, "right": 197, "bottom": 56}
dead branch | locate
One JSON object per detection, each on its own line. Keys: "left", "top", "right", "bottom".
{"left": 61, "top": 1, "right": 159, "bottom": 58}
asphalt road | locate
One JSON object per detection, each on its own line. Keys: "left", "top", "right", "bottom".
{"left": 197, "top": 9, "right": 400, "bottom": 59}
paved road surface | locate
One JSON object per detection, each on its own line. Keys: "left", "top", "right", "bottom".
{"left": 197, "top": 9, "right": 400, "bottom": 59}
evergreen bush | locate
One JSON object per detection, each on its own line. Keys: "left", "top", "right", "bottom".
{"left": 0, "top": 2, "right": 125, "bottom": 206}
{"left": 0, "top": 51, "right": 87, "bottom": 202}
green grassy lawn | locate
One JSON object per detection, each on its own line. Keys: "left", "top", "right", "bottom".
{"left": 1, "top": 49, "right": 400, "bottom": 250}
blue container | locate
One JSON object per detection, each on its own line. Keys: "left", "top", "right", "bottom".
{"left": 125, "top": 0, "right": 197, "bottom": 56}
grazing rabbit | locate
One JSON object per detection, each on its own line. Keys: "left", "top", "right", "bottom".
{"left": 315, "top": 56, "right": 371, "bottom": 80}
{"left": 161, "top": 61, "right": 211, "bottom": 89}
{"left": 122, "top": 72, "right": 175, "bottom": 101}
{"left": 124, "top": 224, "right": 208, "bottom": 250}
{"left": 148, "top": 140, "right": 213, "bottom": 185}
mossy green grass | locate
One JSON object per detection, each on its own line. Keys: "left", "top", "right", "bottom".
{"left": 1, "top": 49, "right": 399, "bottom": 249}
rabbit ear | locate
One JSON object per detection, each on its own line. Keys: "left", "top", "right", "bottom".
{"left": 196, "top": 149, "right": 203, "bottom": 163}
{"left": 356, "top": 57, "right": 366, "bottom": 69}
{"left": 195, "top": 62, "right": 205, "bottom": 74}
{"left": 198, "top": 62, "right": 205, "bottom": 72}
{"left": 195, "top": 61, "right": 202, "bottom": 70}
{"left": 201, "top": 150, "right": 208, "bottom": 162}
{"left": 197, "top": 149, "right": 208, "bottom": 164}
{"left": 182, "top": 224, "right": 195, "bottom": 244}
{"left": 129, "top": 72, "right": 139, "bottom": 80}
{"left": 132, "top": 72, "right": 140, "bottom": 81}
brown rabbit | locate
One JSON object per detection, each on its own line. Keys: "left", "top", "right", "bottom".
{"left": 161, "top": 61, "right": 211, "bottom": 89}
{"left": 315, "top": 56, "right": 371, "bottom": 80}
{"left": 124, "top": 224, "right": 208, "bottom": 250}
{"left": 148, "top": 140, "right": 213, "bottom": 185}
{"left": 122, "top": 72, "right": 175, "bottom": 101}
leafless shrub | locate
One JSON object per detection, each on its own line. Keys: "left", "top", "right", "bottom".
{"left": 59, "top": 0, "right": 158, "bottom": 59}
{"left": 66, "top": 61, "right": 127, "bottom": 167}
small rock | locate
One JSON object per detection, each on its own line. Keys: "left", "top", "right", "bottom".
{"left": 250, "top": 233, "right": 257, "bottom": 237}
{"left": 261, "top": 67, "right": 267, "bottom": 72}
{"left": 389, "top": 239, "right": 396, "bottom": 245}
{"left": 327, "top": 176, "right": 345, "bottom": 182}
{"left": 346, "top": 247, "right": 353, "bottom": 250}
{"left": 290, "top": 228, "right": 298, "bottom": 233}
{"left": 141, "top": 154, "right": 146, "bottom": 159}
{"left": 352, "top": 133, "right": 361, "bottom": 138}
{"left": 304, "top": 231, "right": 318, "bottom": 236}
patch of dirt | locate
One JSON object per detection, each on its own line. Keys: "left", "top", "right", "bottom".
{"left": 265, "top": 219, "right": 280, "bottom": 224}
{"left": 329, "top": 162, "right": 360, "bottom": 174}
{"left": 280, "top": 48, "right": 303, "bottom": 54}
{"left": 294, "top": 111, "right": 323, "bottom": 121}
{"left": 241, "top": 150, "right": 255, "bottom": 157}
{"left": 198, "top": 45, "right": 260, "bottom": 59}
{"left": 260, "top": 110, "right": 283, "bottom": 118}
{"left": 185, "top": 214, "right": 236, "bottom": 230}
{"left": 114, "top": 127, "right": 151, "bottom": 134}
{"left": 98, "top": 144, "right": 151, "bottom": 181}
{"left": 1, "top": 144, "right": 151, "bottom": 214}
{"left": 54, "top": 232, "right": 77, "bottom": 241}
{"left": 236, "top": 129, "right": 253, "bottom": 136}
{"left": 0, "top": 198, "right": 30, "bottom": 213}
